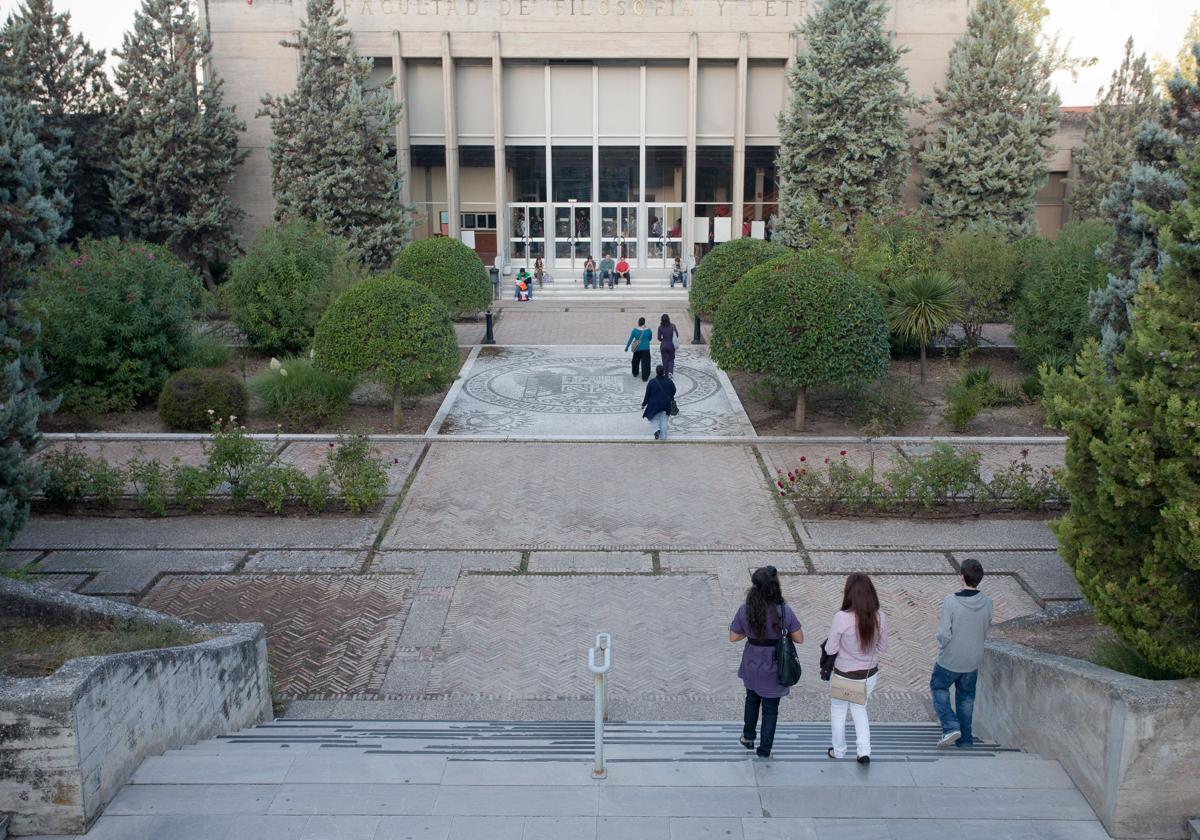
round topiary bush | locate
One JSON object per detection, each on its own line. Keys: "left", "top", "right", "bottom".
{"left": 157, "top": 368, "right": 249, "bottom": 431}
{"left": 688, "top": 238, "right": 791, "bottom": 320}
{"left": 711, "top": 250, "right": 890, "bottom": 430}
{"left": 30, "top": 238, "right": 204, "bottom": 413}
{"left": 1012, "top": 220, "right": 1113, "bottom": 367}
{"left": 312, "top": 275, "right": 459, "bottom": 423}
{"left": 223, "top": 219, "right": 357, "bottom": 355}
{"left": 390, "top": 236, "right": 490, "bottom": 319}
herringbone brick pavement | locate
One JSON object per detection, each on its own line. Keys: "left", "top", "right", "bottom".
{"left": 142, "top": 575, "right": 413, "bottom": 698}
{"left": 384, "top": 442, "right": 794, "bottom": 550}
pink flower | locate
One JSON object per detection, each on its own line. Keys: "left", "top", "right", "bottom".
{"left": 147, "top": 253, "right": 156, "bottom": 260}
{"left": 71, "top": 258, "right": 83, "bottom": 268}
{"left": 840, "top": 450, "right": 847, "bottom": 457}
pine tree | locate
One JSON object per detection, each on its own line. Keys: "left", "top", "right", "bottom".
{"left": 258, "top": 0, "right": 407, "bottom": 269}
{"left": 1069, "top": 38, "right": 1158, "bottom": 221}
{"left": 0, "top": 0, "right": 116, "bottom": 240}
{"left": 0, "top": 92, "right": 66, "bottom": 550}
{"left": 1089, "top": 46, "right": 1200, "bottom": 360}
{"left": 918, "top": 0, "right": 1060, "bottom": 238}
{"left": 1041, "top": 144, "right": 1200, "bottom": 678}
{"left": 774, "top": 0, "right": 922, "bottom": 246}
{"left": 110, "top": 0, "right": 247, "bottom": 289}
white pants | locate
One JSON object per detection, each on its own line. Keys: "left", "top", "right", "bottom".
{"left": 830, "top": 673, "right": 878, "bottom": 758}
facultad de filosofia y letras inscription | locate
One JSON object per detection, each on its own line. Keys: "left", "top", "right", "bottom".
{"left": 344, "top": 0, "right": 810, "bottom": 18}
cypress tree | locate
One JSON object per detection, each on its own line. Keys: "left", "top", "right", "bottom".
{"left": 919, "top": 0, "right": 1060, "bottom": 238}
{"left": 1069, "top": 38, "right": 1158, "bottom": 221}
{"left": 774, "top": 0, "right": 921, "bottom": 246}
{"left": 0, "top": 0, "right": 115, "bottom": 240}
{"left": 259, "top": 0, "right": 407, "bottom": 270}
{"left": 1089, "top": 46, "right": 1200, "bottom": 360}
{"left": 0, "top": 92, "right": 66, "bottom": 549}
{"left": 110, "top": 0, "right": 247, "bottom": 289}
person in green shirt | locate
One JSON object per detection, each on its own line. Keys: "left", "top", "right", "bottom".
{"left": 599, "top": 254, "right": 615, "bottom": 289}
{"left": 624, "top": 316, "right": 653, "bottom": 381}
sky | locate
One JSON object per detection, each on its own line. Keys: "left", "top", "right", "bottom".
{"left": 11, "top": 0, "right": 1200, "bottom": 106}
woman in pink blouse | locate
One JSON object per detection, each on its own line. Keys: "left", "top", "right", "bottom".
{"left": 824, "top": 573, "right": 888, "bottom": 763}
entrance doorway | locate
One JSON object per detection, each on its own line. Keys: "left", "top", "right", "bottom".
{"left": 507, "top": 204, "right": 545, "bottom": 270}
{"left": 553, "top": 203, "right": 592, "bottom": 271}
{"left": 645, "top": 204, "right": 685, "bottom": 269}
{"left": 599, "top": 205, "right": 637, "bottom": 262}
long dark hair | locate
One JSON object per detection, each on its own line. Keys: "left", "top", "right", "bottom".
{"left": 745, "top": 566, "right": 784, "bottom": 637}
{"left": 661, "top": 313, "right": 671, "bottom": 327}
{"left": 840, "top": 573, "right": 880, "bottom": 652}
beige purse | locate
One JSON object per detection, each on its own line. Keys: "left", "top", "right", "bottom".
{"left": 830, "top": 672, "right": 869, "bottom": 705}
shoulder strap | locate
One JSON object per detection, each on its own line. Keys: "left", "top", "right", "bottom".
{"left": 777, "top": 603, "right": 786, "bottom": 640}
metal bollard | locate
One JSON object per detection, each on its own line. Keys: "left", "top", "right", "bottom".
{"left": 588, "top": 633, "right": 612, "bottom": 779}
{"left": 483, "top": 310, "right": 496, "bottom": 345}
{"left": 691, "top": 314, "right": 706, "bottom": 345}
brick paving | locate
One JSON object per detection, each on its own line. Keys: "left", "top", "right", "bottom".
{"left": 490, "top": 304, "right": 701, "bottom": 346}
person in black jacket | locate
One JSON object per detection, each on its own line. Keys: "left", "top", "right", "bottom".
{"left": 641, "top": 365, "right": 677, "bottom": 440}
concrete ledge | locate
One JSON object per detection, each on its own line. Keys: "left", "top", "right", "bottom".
{"left": 0, "top": 579, "right": 272, "bottom": 837}
{"left": 977, "top": 629, "right": 1200, "bottom": 839}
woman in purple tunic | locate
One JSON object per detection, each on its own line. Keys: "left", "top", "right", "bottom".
{"left": 729, "top": 566, "right": 804, "bottom": 758}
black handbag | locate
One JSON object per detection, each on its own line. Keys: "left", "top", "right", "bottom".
{"left": 818, "top": 638, "right": 836, "bottom": 682}
{"left": 775, "top": 603, "right": 801, "bottom": 687}
{"left": 669, "top": 397, "right": 680, "bottom": 416}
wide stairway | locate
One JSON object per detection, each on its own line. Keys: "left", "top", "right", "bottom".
{"left": 513, "top": 274, "right": 689, "bottom": 302}
{"left": 38, "top": 720, "right": 1111, "bottom": 840}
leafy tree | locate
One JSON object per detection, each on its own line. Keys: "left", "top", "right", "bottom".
{"left": 109, "top": 0, "right": 247, "bottom": 289}
{"left": 0, "top": 93, "right": 66, "bottom": 549}
{"left": 0, "top": 0, "right": 115, "bottom": 240}
{"left": 1069, "top": 39, "right": 1159, "bottom": 221}
{"left": 710, "top": 251, "right": 889, "bottom": 430}
{"left": 259, "top": 0, "right": 407, "bottom": 270}
{"left": 688, "top": 238, "right": 790, "bottom": 320}
{"left": 1041, "top": 149, "right": 1200, "bottom": 678}
{"left": 1089, "top": 46, "right": 1200, "bottom": 360}
{"left": 1152, "top": 13, "right": 1199, "bottom": 93}
{"left": 935, "top": 226, "right": 1019, "bottom": 346}
{"left": 1011, "top": 220, "right": 1113, "bottom": 367}
{"left": 391, "top": 237, "right": 489, "bottom": 318}
{"left": 1009, "top": 0, "right": 1096, "bottom": 81}
{"left": 312, "top": 276, "right": 458, "bottom": 424}
{"left": 919, "top": 0, "right": 1060, "bottom": 238}
{"left": 774, "top": 0, "right": 921, "bottom": 244}
{"left": 224, "top": 219, "right": 358, "bottom": 355}
{"left": 844, "top": 210, "right": 938, "bottom": 300}
{"left": 886, "top": 271, "right": 961, "bottom": 383}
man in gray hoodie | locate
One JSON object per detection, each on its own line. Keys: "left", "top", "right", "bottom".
{"left": 930, "top": 558, "right": 993, "bottom": 748}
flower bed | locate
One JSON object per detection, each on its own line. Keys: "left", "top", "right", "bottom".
{"left": 775, "top": 443, "right": 1064, "bottom": 516}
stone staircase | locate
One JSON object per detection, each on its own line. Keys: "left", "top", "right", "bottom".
{"left": 30, "top": 720, "right": 1113, "bottom": 840}
{"left": 513, "top": 274, "right": 689, "bottom": 302}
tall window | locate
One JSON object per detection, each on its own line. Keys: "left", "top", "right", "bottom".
{"left": 645, "top": 146, "right": 685, "bottom": 203}
{"left": 743, "top": 146, "right": 778, "bottom": 239}
{"left": 506, "top": 146, "right": 546, "bottom": 203}
{"left": 551, "top": 146, "right": 592, "bottom": 202}
{"left": 599, "top": 146, "right": 639, "bottom": 203}
{"left": 411, "top": 145, "right": 448, "bottom": 239}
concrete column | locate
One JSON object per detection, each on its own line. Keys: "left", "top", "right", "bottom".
{"left": 491, "top": 33, "right": 507, "bottom": 264}
{"left": 732, "top": 32, "right": 748, "bottom": 240}
{"left": 592, "top": 64, "right": 600, "bottom": 262}
{"left": 685, "top": 32, "right": 698, "bottom": 262}
{"left": 392, "top": 32, "right": 412, "bottom": 213}
{"left": 441, "top": 32, "right": 460, "bottom": 240}
{"left": 639, "top": 64, "right": 647, "bottom": 268}
{"left": 544, "top": 64, "right": 553, "bottom": 264}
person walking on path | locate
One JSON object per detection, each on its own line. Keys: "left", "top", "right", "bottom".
{"left": 930, "top": 558, "right": 993, "bottom": 749}
{"left": 657, "top": 314, "right": 680, "bottom": 377}
{"left": 729, "top": 566, "right": 804, "bottom": 759}
{"left": 641, "top": 364, "right": 677, "bottom": 440}
{"left": 825, "top": 573, "right": 888, "bottom": 764}
{"left": 625, "top": 317, "right": 653, "bottom": 381}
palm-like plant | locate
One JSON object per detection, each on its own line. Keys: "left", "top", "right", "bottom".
{"left": 888, "top": 271, "right": 962, "bottom": 384}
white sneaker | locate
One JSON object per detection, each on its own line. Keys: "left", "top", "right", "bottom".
{"left": 938, "top": 730, "right": 961, "bottom": 748}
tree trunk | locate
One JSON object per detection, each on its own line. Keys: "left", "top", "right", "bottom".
{"left": 392, "top": 385, "right": 404, "bottom": 428}
{"left": 919, "top": 342, "right": 927, "bottom": 384}
{"left": 793, "top": 386, "right": 807, "bottom": 432}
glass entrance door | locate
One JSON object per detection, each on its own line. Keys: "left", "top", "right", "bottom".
{"left": 645, "top": 204, "right": 685, "bottom": 270}
{"left": 553, "top": 203, "right": 592, "bottom": 271}
{"left": 508, "top": 204, "right": 545, "bottom": 270}
{"left": 599, "top": 205, "right": 638, "bottom": 263}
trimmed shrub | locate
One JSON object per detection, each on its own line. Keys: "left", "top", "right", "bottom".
{"left": 29, "top": 238, "right": 204, "bottom": 412}
{"left": 312, "top": 276, "right": 459, "bottom": 423}
{"left": 158, "top": 369, "right": 249, "bottom": 431}
{"left": 391, "top": 236, "right": 489, "bottom": 319}
{"left": 935, "top": 226, "right": 1019, "bottom": 346}
{"left": 249, "top": 356, "right": 355, "bottom": 429}
{"left": 688, "top": 238, "right": 790, "bottom": 320}
{"left": 1011, "top": 220, "right": 1114, "bottom": 367}
{"left": 223, "top": 219, "right": 357, "bottom": 355}
{"left": 711, "top": 251, "right": 890, "bottom": 430}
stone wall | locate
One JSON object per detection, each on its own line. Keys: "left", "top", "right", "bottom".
{"left": 0, "top": 580, "right": 271, "bottom": 836}
{"left": 978, "top": 632, "right": 1200, "bottom": 840}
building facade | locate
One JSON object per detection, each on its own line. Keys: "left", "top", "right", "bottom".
{"left": 201, "top": 0, "right": 1078, "bottom": 275}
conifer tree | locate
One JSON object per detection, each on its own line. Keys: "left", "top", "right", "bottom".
{"left": 0, "top": 92, "right": 66, "bottom": 549}
{"left": 259, "top": 0, "right": 406, "bottom": 269}
{"left": 774, "top": 0, "right": 921, "bottom": 245}
{"left": 919, "top": 0, "right": 1059, "bottom": 238}
{"left": 1069, "top": 38, "right": 1158, "bottom": 221}
{"left": 110, "top": 0, "right": 246, "bottom": 289}
{"left": 1089, "top": 47, "right": 1200, "bottom": 359}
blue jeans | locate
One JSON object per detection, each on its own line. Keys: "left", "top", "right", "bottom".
{"left": 930, "top": 663, "right": 977, "bottom": 745}
{"left": 649, "top": 411, "right": 670, "bottom": 439}
{"left": 584, "top": 269, "right": 596, "bottom": 288}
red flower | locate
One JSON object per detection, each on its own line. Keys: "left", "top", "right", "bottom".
{"left": 800, "top": 468, "right": 807, "bottom": 476}
{"left": 824, "top": 458, "right": 829, "bottom": 464}
{"left": 779, "top": 490, "right": 786, "bottom": 496}
{"left": 776, "top": 480, "right": 784, "bottom": 489}
{"left": 328, "top": 442, "right": 335, "bottom": 448}
{"left": 840, "top": 450, "right": 847, "bottom": 457}
{"left": 799, "top": 456, "right": 807, "bottom": 462}
{"left": 392, "top": 458, "right": 399, "bottom": 464}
